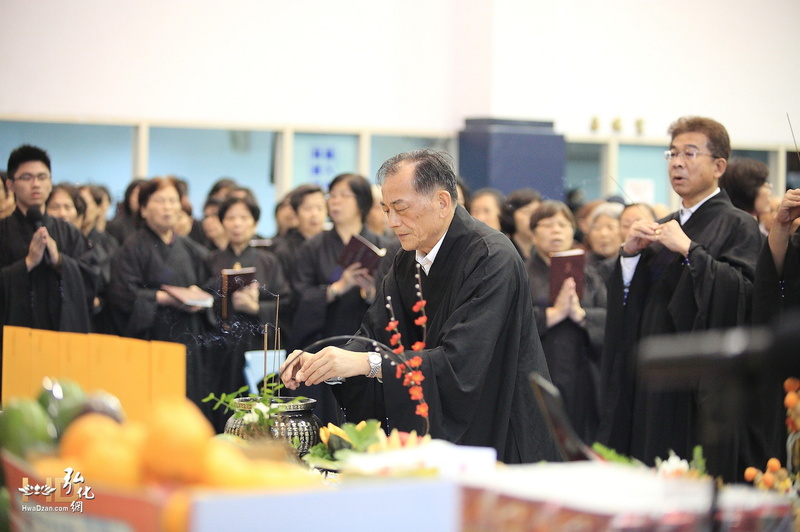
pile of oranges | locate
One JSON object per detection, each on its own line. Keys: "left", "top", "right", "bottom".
{"left": 744, "top": 458, "right": 793, "bottom": 493}
{"left": 29, "top": 397, "right": 321, "bottom": 532}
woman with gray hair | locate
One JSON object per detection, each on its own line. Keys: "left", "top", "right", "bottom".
{"left": 585, "top": 201, "right": 624, "bottom": 284}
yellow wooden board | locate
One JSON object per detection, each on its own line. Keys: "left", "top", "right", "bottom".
{"left": 2, "top": 326, "right": 32, "bottom": 402}
{"left": 1, "top": 327, "right": 186, "bottom": 421}
{"left": 59, "top": 331, "right": 91, "bottom": 388}
{"left": 150, "top": 340, "right": 186, "bottom": 401}
{"left": 113, "top": 336, "right": 151, "bottom": 422}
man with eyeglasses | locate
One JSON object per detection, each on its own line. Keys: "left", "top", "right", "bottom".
{"left": 0, "top": 145, "right": 99, "bottom": 397}
{"left": 597, "top": 117, "right": 764, "bottom": 483}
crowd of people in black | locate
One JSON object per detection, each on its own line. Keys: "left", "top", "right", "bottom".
{"left": 2, "top": 115, "right": 800, "bottom": 480}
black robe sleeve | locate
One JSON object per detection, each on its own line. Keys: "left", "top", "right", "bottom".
{"left": 0, "top": 213, "right": 97, "bottom": 333}
{"left": 753, "top": 233, "right": 800, "bottom": 324}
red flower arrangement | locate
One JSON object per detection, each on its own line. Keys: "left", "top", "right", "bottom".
{"left": 384, "top": 264, "right": 430, "bottom": 432}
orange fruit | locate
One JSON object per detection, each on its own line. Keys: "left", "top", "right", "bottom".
{"left": 744, "top": 466, "right": 759, "bottom": 482}
{"left": 249, "top": 459, "right": 320, "bottom": 490}
{"left": 784, "top": 391, "right": 798, "bottom": 409}
{"left": 201, "top": 438, "right": 256, "bottom": 488}
{"left": 79, "top": 437, "right": 142, "bottom": 489}
{"left": 120, "top": 420, "right": 147, "bottom": 455}
{"left": 59, "top": 412, "right": 123, "bottom": 461}
{"left": 761, "top": 471, "right": 775, "bottom": 488}
{"left": 766, "top": 457, "right": 781, "bottom": 473}
{"left": 141, "top": 398, "right": 214, "bottom": 484}
{"left": 784, "top": 377, "right": 800, "bottom": 393}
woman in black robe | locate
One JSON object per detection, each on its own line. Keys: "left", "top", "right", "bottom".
{"left": 288, "top": 173, "right": 390, "bottom": 425}
{"left": 204, "top": 195, "right": 292, "bottom": 431}
{"left": 109, "top": 176, "right": 213, "bottom": 412}
{"left": 526, "top": 200, "right": 607, "bottom": 443}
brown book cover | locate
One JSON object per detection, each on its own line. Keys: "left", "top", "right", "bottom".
{"left": 548, "top": 249, "right": 585, "bottom": 304}
{"left": 221, "top": 266, "right": 257, "bottom": 300}
{"left": 160, "top": 284, "right": 214, "bottom": 308}
{"left": 221, "top": 266, "right": 257, "bottom": 320}
{"left": 337, "top": 233, "right": 387, "bottom": 274}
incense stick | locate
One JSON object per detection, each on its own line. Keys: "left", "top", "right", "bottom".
{"left": 274, "top": 294, "right": 282, "bottom": 397}
{"left": 787, "top": 113, "right": 800, "bottom": 166}
{"left": 605, "top": 173, "right": 653, "bottom": 220}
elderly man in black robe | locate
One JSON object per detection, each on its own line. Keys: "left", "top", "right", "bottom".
{"left": 0, "top": 145, "right": 98, "bottom": 397}
{"left": 597, "top": 117, "right": 764, "bottom": 482}
{"left": 280, "top": 149, "right": 559, "bottom": 464}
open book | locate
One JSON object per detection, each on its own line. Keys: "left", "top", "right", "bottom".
{"left": 161, "top": 284, "right": 214, "bottom": 308}
{"left": 338, "top": 233, "right": 387, "bottom": 275}
{"left": 548, "top": 249, "right": 585, "bottom": 304}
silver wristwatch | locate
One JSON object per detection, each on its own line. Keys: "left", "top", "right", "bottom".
{"left": 367, "top": 351, "right": 381, "bottom": 378}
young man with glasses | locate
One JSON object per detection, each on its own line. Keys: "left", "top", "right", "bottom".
{"left": 597, "top": 117, "right": 765, "bottom": 482}
{"left": 0, "top": 145, "right": 99, "bottom": 396}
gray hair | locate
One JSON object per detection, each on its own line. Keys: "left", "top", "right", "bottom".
{"left": 588, "top": 201, "right": 624, "bottom": 227}
{"left": 376, "top": 149, "right": 458, "bottom": 206}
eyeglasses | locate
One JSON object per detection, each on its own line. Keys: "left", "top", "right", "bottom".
{"left": 664, "top": 149, "right": 717, "bottom": 161}
{"left": 326, "top": 192, "right": 356, "bottom": 200}
{"left": 13, "top": 172, "right": 51, "bottom": 183}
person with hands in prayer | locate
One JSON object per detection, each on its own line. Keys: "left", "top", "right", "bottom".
{"left": 598, "top": 117, "right": 764, "bottom": 483}
{"left": 0, "top": 145, "right": 98, "bottom": 397}
{"left": 281, "top": 149, "right": 558, "bottom": 464}
{"left": 525, "top": 200, "right": 607, "bottom": 444}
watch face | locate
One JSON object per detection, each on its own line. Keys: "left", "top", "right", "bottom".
{"left": 369, "top": 352, "right": 381, "bottom": 365}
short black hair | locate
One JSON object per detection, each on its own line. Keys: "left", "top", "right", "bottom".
{"left": 80, "top": 184, "right": 104, "bottom": 207}
{"left": 7, "top": 145, "right": 51, "bottom": 180}
{"left": 217, "top": 193, "right": 261, "bottom": 223}
{"left": 288, "top": 184, "right": 325, "bottom": 213}
{"left": 328, "top": 173, "right": 373, "bottom": 223}
{"left": 121, "top": 178, "right": 147, "bottom": 215}
{"left": 719, "top": 158, "right": 769, "bottom": 214}
{"left": 207, "top": 177, "right": 238, "bottom": 200}
{"left": 47, "top": 183, "right": 86, "bottom": 217}
{"left": 501, "top": 188, "right": 542, "bottom": 235}
{"left": 228, "top": 186, "right": 258, "bottom": 204}
{"left": 530, "top": 200, "right": 577, "bottom": 232}
{"left": 137, "top": 176, "right": 184, "bottom": 213}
